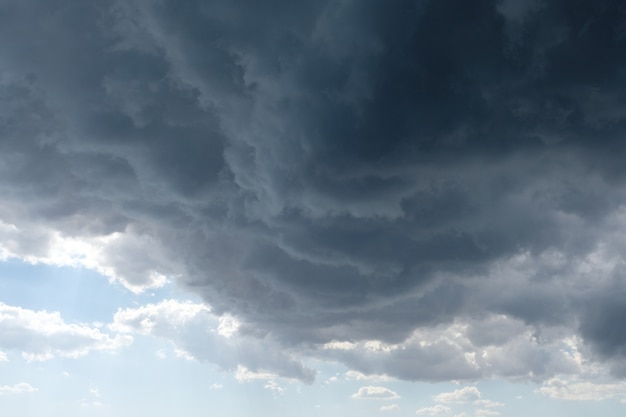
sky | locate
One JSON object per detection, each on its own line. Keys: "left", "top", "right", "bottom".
{"left": 1, "top": 0, "right": 626, "bottom": 415}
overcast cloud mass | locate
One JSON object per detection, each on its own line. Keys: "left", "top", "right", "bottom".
{"left": 1, "top": 0, "right": 626, "bottom": 388}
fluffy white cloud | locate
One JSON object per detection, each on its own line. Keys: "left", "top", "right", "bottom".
{"left": 537, "top": 377, "right": 626, "bottom": 401}
{"left": 433, "top": 386, "right": 504, "bottom": 416}
{"left": 109, "top": 299, "right": 210, "bottom": 335}
{"left": 434, "top": 386, "right": 481, "bottom": 403}
{"left": 324, "top": 341, "right": 357, "bottom": 351}
{"left": 0, "top": 302, "right": 131, "bottom": 361}
{"left": 0, "top": 382, "right": 37, "bottom": 395}
{"left": 0, "top": 222, "right": 181, "bottom": 293}
{"left": 415, "top": 405, "right": 452, "bottom": 416}
{"left": 0, "top": 351, "right": 7, "bottom": 362}
{"left": 380, "top": 404, "right": 400, "bottom": 412}
{"left": 352, "top": 386, "right": 400, "bottom": 400}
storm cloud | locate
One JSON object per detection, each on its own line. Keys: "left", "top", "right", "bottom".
{"left": 1, "top": 0, "right": 626, "bottom": 382}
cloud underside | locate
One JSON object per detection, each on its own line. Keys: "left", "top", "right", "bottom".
{"left": 1, "top": 0, "right": 626, "bottom": 384}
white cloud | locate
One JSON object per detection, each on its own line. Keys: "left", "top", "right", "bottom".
{"left": 474, "top": 399, "right": 504, "bottom": 408}
{"left": 537, "top": 377, "right": 626, "bottom": 401}
{"left": 324, "top": 375, "right": 339, "bottom": 384}
{"left": 174, "top": 348, "right": 195, "bottom": 361}
{"left": 0, "top": 302, "right": 132, "bottom": 360}
{"left": 415, "top": 405, "right": 452, "bottom": 416}
{"left": 109, "top": 299, "right": 210, "bottom": 335}
{"left": 235, "top": 366, "right": 278, "bottom": 382}
{"left": 209, "top": 383, "right": 223, "bottom": 390}
{"left": 345, "top": 370, "right": 391, "bottom": 381}
{"left": 434, "top": 386, "right": 481, "bottom": 403}
{"left": 217, "top": 315, "right": 240, "bottom": 338}
{"left": 0, "top": 222, "right": 180, "bottom": 293}
{"left": 380, "top": 404, "right": 400, "bottom": 412}
{"left": 264, "top": 380, "right": 285, "bottom": 396}
{"left": 0, "top": 351, "right": 7, "bottom": 362}
{"left": 323, "top": 340, "right": 357, "bottom": 350}
{"left": 0, "top": 382, "right": 37, "bottom": 395}
{"left": 352, "top": 386, "right": 400, "bottom": 400}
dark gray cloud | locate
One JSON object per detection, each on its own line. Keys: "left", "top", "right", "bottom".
{"left": 2, "top": 0, "right": 626, "bottom": 382}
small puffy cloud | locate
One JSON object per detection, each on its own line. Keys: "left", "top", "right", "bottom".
{"left": 209, "top": 383, "right": 223, "bottom": 390}
{"left": 537, "top": 377, "right": 626, "bottom": 402}
{"left": 0, "top": 302, "right": 131, "bottom": 360}
{"left": 434, "top": 386, "right": 481, "bottom": 403}
{"left": 324, "top": 375, "right": 339, "bottom": 384}
{"left": 0, "top": 351, "right": 7, "bottom": 362}
{"left": 109, "top": 299, "right": 210, "bottom": 335}
{"left": 380, "top": 404, "right": 400, "bottom": 412}
{"left": 0, "top": 382, "right": 37, "bottom": 395}
{"left": 415, "top": 405, "right": 452, "bottom": 416}
{"left": 352, "top": 386, "right": 400, "bottom": 400}
{"left": 264, "top": 380, "right": 284, "bottom": 396}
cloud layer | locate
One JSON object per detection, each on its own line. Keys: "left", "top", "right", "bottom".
{"left": 1, "top": 0, "right": 626, "bottom": 384}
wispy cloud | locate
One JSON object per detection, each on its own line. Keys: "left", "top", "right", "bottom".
{"left": 415, "top": 405, "right": 452, "bottom": 416}
{"left": 0, "top": 383, "right": 37, "bottom": 395}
